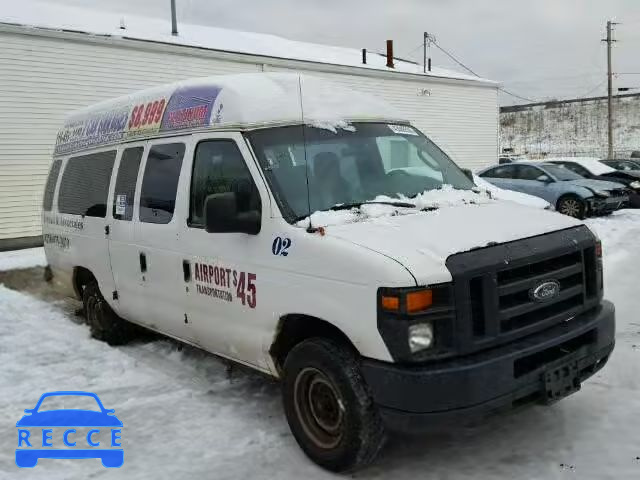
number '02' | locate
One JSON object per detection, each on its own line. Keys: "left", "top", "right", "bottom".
{"left": 272, "top": 237, "right": 291, "bottom": 256}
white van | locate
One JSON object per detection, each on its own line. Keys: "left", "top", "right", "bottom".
{"left": 43, "top": 73, "right": 615, "bottom": 472}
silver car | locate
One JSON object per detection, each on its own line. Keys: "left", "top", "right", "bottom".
{"left": 477, "top": 162, "right": 629, "bottom": 218}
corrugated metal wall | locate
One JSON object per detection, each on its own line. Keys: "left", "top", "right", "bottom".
{"left": 0, "top": 29, "right": 497, "bottom": 243}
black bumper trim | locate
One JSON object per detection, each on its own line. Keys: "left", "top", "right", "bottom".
{"left": 361, "top": 300, "right": 615, "bottom": 433}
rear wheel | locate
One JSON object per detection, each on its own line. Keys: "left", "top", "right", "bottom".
{"left": 557, "top": 195, "right": 586, "bottom": 219}
{"left": 82, "top": 280, "right": 134, "bottom": 345}
{"left": 281, "top": 338, "right": 386, "bottom": 473}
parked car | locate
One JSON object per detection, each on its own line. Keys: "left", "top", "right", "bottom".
{"left": 543, "top": 157, "right": 640, "bottom": 207}
{"left": 477, "top": 162, "right": 628, "bottom": 218}
{"left": 42, "top": 73, "right": 616, "bottom": 472}
{"left": 601, "top": 158, "right": 640, "bottom": 172}
{"left": 473, "top": 174, "right": 552, "bottom": 209}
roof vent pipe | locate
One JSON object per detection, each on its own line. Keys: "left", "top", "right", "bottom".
{"left": 171, "top": 0, "right": 178, "bottom": 36}
{"left": 362, "top": 48, "right": 367, "bottom": 64}
{"left": 386, "top": 40, "right": 394, "bottom": 68}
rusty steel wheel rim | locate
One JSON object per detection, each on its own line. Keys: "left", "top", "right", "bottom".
{"left": 293, "top": 367, "right": 344, "bottom": 449}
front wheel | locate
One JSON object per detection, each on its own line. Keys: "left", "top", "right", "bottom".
{"left": 281, "top": 338, "right": 386, "bottom": 473}
{"left": 557, "top": 195, "right": 586, "bottom": 219}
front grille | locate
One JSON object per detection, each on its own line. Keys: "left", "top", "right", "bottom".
{"left": 446, "top": 226, "right": 602, "bottom": 354}
{"left": 496, "top": 251, "right": 584, "bottom": 333}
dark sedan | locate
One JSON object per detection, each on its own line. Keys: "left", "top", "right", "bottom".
{"left": 601, "top": 159, "right": 640, "bottom": 172}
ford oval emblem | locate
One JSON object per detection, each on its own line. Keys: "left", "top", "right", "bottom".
{"left": 530, "top": 280, "right": 561, "bottom": 302}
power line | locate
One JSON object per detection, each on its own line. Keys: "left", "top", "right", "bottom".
{"left": 577, "top": 79, "right": 607, "bottom": 99}
{"left": 430, "top": 41, "right": 482, "bottom": 77}
{"left": 499, "top": 88, "right": 537, "bottom": 103}
{"left": 428, "top": 38, "right": 538, "bottom": 103}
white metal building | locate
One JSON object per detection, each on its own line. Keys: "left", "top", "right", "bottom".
{"left": 0, "top": 0, "right": 498, "bottom": 249}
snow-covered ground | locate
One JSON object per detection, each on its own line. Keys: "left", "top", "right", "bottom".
{"left": 0, "top": 247, "right": 46, "bottom": 272}
{"left": 1, "top": 212, "right": 640, "bottom": 479}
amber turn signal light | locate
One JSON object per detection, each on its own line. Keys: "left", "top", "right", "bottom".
{"left": 381, "top": 295, "right": 400, "bottom": 311}
{"left": 407, "top": 289, "right": 433, "bottom": 313}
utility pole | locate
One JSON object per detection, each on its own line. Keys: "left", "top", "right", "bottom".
{"left": 603, "top": 20, "right": 617, "bottom": 159}
{"left": 423, "top": 32, "right": 435, "bottom": 73}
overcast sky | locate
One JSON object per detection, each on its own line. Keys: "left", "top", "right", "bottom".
{"left": 52, "top": 0, "right": 640, "bottom": 105}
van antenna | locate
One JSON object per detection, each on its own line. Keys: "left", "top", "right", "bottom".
{"left": 297, "top": 75, "right": 315, "bottom": 233}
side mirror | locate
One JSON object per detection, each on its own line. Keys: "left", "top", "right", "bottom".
{"left": 461, "top": 168, "right": 475, "bottom": 183}
{"left": 537, "top": 174, "right": 552, "bottom": 183}
{"left": 24, "top": 409, "right": 34, "bottom": 414}
{"left": 204, "top": 192, "right": 261, "bottom": 235}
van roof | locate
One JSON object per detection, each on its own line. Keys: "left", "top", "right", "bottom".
{"left": 54, "top": 72, "right": 406, "bottom": 157}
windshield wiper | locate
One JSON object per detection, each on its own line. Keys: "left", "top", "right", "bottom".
{"left": 329, "top": 200, "right": 416, "bottom": 211}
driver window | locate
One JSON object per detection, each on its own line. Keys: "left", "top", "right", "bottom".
{"left": 189, "top": 140, "right": 261, "bottom": 228}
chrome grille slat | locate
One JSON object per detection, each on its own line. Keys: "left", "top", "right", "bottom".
{"left": 497, "top": 263, "right": 583, "bottom": 296}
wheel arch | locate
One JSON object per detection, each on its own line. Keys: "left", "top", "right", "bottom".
{"left": 269, "top": 314, "right": 360, "bottom": 375}
{"left": 72, "top": 266, "right": 97, "bottom": 300}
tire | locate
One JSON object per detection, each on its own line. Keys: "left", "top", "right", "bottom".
{"left": 82, "top": 280, "right": 133, "bottom": 345}
{"left": 281, "top": 338, "right": 386, "bottom": 473}
{"left": 556, "top": 195, "right": 586, "bottom": 219}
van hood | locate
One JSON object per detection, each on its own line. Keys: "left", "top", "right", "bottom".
{"left": 566, "top": 178, "right": 626, "bottom": 191}
{"left": 323, "top": 202, "right": 582, "bottom": 285}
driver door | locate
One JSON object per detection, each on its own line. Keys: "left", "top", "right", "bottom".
{"left": 179, "top": 133, "right": 274, "bottom": 370}
{"left": 513, "top": 165, "right": 555, "bottom": 202}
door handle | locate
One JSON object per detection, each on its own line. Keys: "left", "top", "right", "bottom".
{"left": 183, "top": 260, "right": 191, "bottom": 282}
{"left": 139, "top": 252, "right": 147, "bottom": 273}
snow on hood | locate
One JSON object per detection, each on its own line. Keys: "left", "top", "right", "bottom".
{"left": 321, "top": 202, "right": 582, "bottom": 285}
{"left": 296, "top": 185, "right": 491, "bottom": 228}
{"left": 567, "top": 178, "right": 627, "bottom": 191}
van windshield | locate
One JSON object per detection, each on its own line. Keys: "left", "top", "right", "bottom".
{"left": 247, "top": 123, "right": 474, "bottom": 222}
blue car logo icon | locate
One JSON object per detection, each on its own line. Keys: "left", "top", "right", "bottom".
{"left": 16, "top": 391, "right": 123, "bottom": 468}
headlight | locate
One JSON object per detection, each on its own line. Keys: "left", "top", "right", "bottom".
{"left": 377, "top": 285, "right": 453, "bottom": 361}
{"left": 630, "top": 181, "right": 640, "bottom": 189}
{"left": 408, "top": 323, "right": 434, "bottom": 353}
{"left": 595, "top": 190, "right": 610, "bottom": 198}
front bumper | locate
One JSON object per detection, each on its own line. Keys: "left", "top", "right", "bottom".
{"left": 587, "top": 196, "right": 628, "bottom": 215}
{"left": 361, "top": 300, "right": 615, "bottom": 433}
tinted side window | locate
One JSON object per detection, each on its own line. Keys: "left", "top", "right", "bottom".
{"left": 112, "top": 147, "right": 144, "bottom": 221}
{"left": 58, "top": 151, "right": 116, "bottom": 217}
{"left": 480, "top": 165, "right": 517, "bottom": 179}
{"left": 517, "top": 165, "right": 545, "bottom": 180}
{"left": 43, "top": 159, "right": 62, "bottom": 211}
{"left": 139, "top": 143, "right": 185, "bottom": 224}
{"left": 190, "top": 140, "right": 260, "bottom": 227}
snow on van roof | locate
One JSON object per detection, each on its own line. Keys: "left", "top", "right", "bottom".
{"left": 0, "top": 0, "right": 494, "bottom": 85}
{"left": 53, "top": 73, "right": 405, "bottom": 156}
